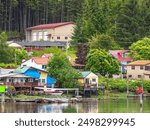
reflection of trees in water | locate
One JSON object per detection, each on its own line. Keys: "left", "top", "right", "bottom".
{"left": 98, "top": 98, "right": 146, "bottom": 113}
{"left": 81, "top": 99, "right": 98, "bottom": 113}
{"left": 1, "top": 98, "right": 150, "bottom": 113}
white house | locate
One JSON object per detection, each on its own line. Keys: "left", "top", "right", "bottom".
{"left": 21, "top": 55, "right": 51, "bottom": 70}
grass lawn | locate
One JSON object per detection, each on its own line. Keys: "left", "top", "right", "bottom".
{"left": 94, "top": 92, "right": 136, "bottom": 99}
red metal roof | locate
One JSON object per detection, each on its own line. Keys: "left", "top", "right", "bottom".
{"left": 27, "top": 22, "right": 74, "bottom": 30}
{"left": 109, "top": 50, "right": 133, "bottom": 62}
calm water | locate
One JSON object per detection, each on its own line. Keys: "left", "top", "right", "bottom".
{"left": 0, "top": 98, "right": 150, "bottom": 113}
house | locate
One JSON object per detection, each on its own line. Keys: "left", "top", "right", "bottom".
{"left": 21, "top": 54, "right": 52, "bottom": 70}
{"left": 15, "top": 66, "right": 55, "bottom": 87}
{"left": 78, "top": 71, "right": 98, "bottom": 89}
{"left": 127, "top": 60, "right": 150, "bottom": 80}
{"left": 0, "top": 73, "right": 34, "bottom": 91}
{"left": 0, "top": 66, "right": 55, "bottom": 92}
{"left": 109, "top": 50, "right": 132, "bottom": 77}
{"left": 26, "top": 22, "right": 74, "bottom": 42}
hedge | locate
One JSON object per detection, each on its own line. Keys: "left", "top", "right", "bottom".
{"left": 99, "top": 77, "right": 150, "bottom": 93}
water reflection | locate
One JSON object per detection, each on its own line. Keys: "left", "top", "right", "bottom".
{"left": 1, "top": 98, "right": 150, "bottom": 113}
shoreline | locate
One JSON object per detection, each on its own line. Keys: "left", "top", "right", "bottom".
{"left": 1, "top": 95, "right": 150, "bottom": 103}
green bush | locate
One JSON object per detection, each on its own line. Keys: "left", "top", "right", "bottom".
{"left": 99, "top": 77, "right": 150, "bottom": 93}
{"left": 0, "top": 63, "right": 17, "bottom": 68}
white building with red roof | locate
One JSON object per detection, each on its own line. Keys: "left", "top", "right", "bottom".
{"left": 109, "top": 50, "right": 133, "bottom": 76}
{"left": 21, "top": 54, "right": 52, "bottom": 70}
{"left": 26, "top": 22, "right": 74, "bottom": 42}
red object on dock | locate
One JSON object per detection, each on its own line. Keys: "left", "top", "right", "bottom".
{"left": 136, "top": 87, "right": 143, "bottom": 94}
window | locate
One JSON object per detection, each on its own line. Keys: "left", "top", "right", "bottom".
{"left": 65, "top": 36, "right": 68, "bottom": 40}
{"left": 42, "top": 79, "right": 45, "bottom": 84}
{"left": 57, "top": 36, "right": 60, "bottom": 39}
{"left": 92, "top": 78, "right": 96, "bottom": 82}
{"left": 131, "top": 66, "right": 135, "bottom": 70}
{"left": 38, "top": 79, "right": 41, "bottom": 83}
{"left": 42, "top": 65, "right": 47, "bottom": 69}
{"left": 52, "top": 37, "right": 54, "bottom": 39}
{"left": 138, "top": 75, "right": 142, "bottom": 78}
{"left": 20, "top": 79, "right": 24, "bottom": 82}
{"left": 38, "top": 32, "right": 43, "bottom": 40}
{"left": 140, "top": 66, "right": 143, "bottom": 70}
{"left": 33, "top": 32, "right": 37, "bottom": 41}
{"left": 128, "top": 75, "right": 132, "bottom": 78}
{"left": 9, "top": 79, "right": 12, "bottom": 82}
{"left": 44, "top": 32, "right": 48, "bottom": 41}
{"left": 145, "top": 66, "right": 150, "bottom": 71}
{"left": 28, "top": 78, "right": 33, "bottom": 82}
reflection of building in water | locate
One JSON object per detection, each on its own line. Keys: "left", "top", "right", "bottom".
{"left": 37, "top": 103, "right": 68, "bottom": 113}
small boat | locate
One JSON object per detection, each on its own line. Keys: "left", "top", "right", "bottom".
{"left": 45, "top": 89, "right": 63, "bottom": 96}
{"left": 34, "top": 86, "right": 63, "bottom": 96}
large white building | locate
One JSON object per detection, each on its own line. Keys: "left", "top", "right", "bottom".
{"left": 26, "top": 22, "right": 74, "bottom": 42}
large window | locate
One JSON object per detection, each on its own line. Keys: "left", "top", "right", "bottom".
{"left": 33, "top": 32, "right": 37, "bottom": 41}
{"left": 44, "top": 32, "right": 48, "bottom": 41}
{"left": 38, "top": 32, "right": 43, "bottom": 40}
{"left": 145, "top": 66, "right": 150, "bottom": 71}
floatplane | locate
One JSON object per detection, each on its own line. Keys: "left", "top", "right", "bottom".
{"left": 34, "top": 86, "right": 63, "bottom": 96}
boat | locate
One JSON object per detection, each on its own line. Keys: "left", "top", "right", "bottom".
{"left": 34, "top": 86, "right": 63, "bottom": 96}
{"left": 44, "top": 89, "right": 63, "bottom": 96}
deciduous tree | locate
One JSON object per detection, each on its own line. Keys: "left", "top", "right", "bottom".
{"left": 86, "top": 49, "right": 120, "bottom": 77}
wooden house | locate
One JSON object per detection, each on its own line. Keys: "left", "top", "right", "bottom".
{"left": 78, "top": 71, "right": 98, "bottom": 89}
{"left": 0, "top": 66, "right": 55, "bottom": 93}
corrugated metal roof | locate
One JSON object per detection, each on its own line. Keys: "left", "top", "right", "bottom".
{"left": 17, "top": 41, "right": 67, "bottom": 47}
{"left": 109, "top": 50, "right": 132, "bottom": 62}
{"left": 0, "top": 69, "right": 15, "bottom": 75}
{"left": 81, "top": 71, "right": 92, "bottom": 78}
{"left": 0, "top": 73, "right": 31, "bottom": 78}
{"left": 15, "top": 66, "right": 31, "bottom": 73}
{"left": 27, "top": 22, "right": 74, "bottom": 30}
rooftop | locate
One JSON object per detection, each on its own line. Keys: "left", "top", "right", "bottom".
{"left": 80, "top": 71, "right": 97, "bottom": 78}
{"left": 17, "top": 41, "right": 67, "bottom": 47}
{"left": 0, "top": 73, "right": 31, "bottom": 78}
{"left": 0, "top": 69, "right": 15, "bottom": 75}
{"left": 27, "top": 22, "right": 74, "bottom": 30}
{"left": 33, "top": 57, "right": 49, "bottom": 65}
{"left": 109, "top": 50, "right": 133, "bottom": 62}
{"left": 128, "top": 60, "right": 150, "bottom": 66}
{"left": 14, "top": 66, "right": 46, "bottom": 74}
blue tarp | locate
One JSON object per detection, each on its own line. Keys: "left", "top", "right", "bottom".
{"left": 24, "top": 69, "right": 40, "bottom": 78}
{"left": 47, "top": 77, "right": 55, "bottom": 87}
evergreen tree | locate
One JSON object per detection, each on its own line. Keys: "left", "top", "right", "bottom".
{"left": 75, "top": 44, "right": 90, "bottom": 64}
{"left": 110, "top": 0, "right": 150, "bottom": 48}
